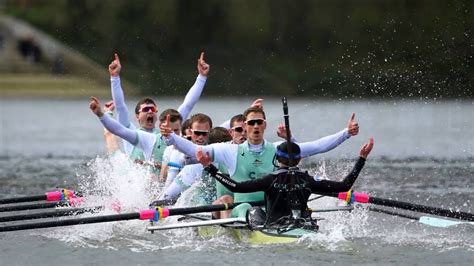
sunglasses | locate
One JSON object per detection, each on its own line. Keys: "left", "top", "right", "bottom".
{"left": 191, "top": 129, "right": 209, "bottom": 136}
{"left": 140, "top": 106, "right": 157, "bottom": 113}
{"left": 245, "top": 119, "right": 265, "bottom": 126}
{"left": 232, "top": 126, "right": 244, "bottom": 133}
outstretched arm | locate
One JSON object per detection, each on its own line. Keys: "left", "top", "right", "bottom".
{"left": 90, "top": 96, "right": 138, "bottom": 145}
{"left": 299, "top": 113, "right": 359, "bottom": 157}
{"left": 160, "top": 114, "right": 213, "bottom": 158}
{"left": 177, "top": 52, "right": 209, "bottom": 121}
{"left": 109, "top": 53, "right": 132, "bottom": 128}
{"left": 198, "top": 149, "right": 272, "bottom": 193}
{"left": 309, "top": 138, "right": 374, "bottom": 193}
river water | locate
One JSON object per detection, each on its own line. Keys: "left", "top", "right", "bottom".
{"left": 0, "top": 97, "right": 473, "bottom": 265}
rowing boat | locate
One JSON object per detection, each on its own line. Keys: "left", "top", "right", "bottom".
{"left": 147, "top": 206, "right": 352, "bottom": 244}
{"left": 148, "top": 217, "right": 319, "bottom": 244}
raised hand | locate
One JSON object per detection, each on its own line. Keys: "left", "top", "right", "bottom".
{"left": 159, "top": 114, "right": 172, "bottom": 137}
{"left": 347, "top": 113, "right": 359, "bottom": 136}
{"left": 89, "top": 96, "right": 104, "bottom": 117}
{"left": 276, "top": 122, "right": 290, "bottom": 139}
{"left": 196, "top": 147, "right": 212, "bottom": 166}
{"left": 250, "top": 98, "right": 264, "bottom": 109}
{"left": 108, "top": 53, "right": 122, "bottom": 77}
{"left": 197, "top": 52, "right": 210, "bottom": 76}
{"left": 359, "top": 137, "right": 374, "bottom": 159}
{"left": 104, "top": 101, "right": 115, "bottom": 112}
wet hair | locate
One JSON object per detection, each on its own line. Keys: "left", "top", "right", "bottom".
{"left": 243, "top": 107, "right": 266, "bottom": 120}
{"left": 159, "top": 108, "right": 183, "bottom": 124}
{"left": 230, "top": 114, "right": 245, "bottom": 127}
{"left": 276, "top": 142, "right": 301, "bottom": 167}
{"left": 134, "top": 98, "right": 156, "bottom": 114}
{"left": 209, "top": 127, "right": 232, "bottom": 144}
{"left": 181, "top": 119, "right": 191, "bottom": 136}
{"left": 189, "top": 113, "right": 213, "bottom": 128}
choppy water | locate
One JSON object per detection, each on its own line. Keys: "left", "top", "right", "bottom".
{"left": 0, "top": 98, "right": 473, "bottom": 265}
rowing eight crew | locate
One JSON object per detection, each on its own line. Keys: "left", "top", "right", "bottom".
{"left": 89, "top": 52, "right": 362, "bottom": 223}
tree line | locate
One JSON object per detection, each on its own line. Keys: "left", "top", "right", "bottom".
{"left": 5, "top": 0, "right": 473, "bottom": 98}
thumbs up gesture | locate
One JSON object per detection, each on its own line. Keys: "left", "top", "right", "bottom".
{"left": 347, "top": 113, "right": 359, "bottom": 136}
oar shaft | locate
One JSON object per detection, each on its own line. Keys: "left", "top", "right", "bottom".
{"left": 334, "top": 191, "right": 474, "bottom": 221}
{"left": 367, "top": 206, "right": 419, "bottom": 220}
{"left": 0, "top": 202, "right": 63, "bottom": 212}
{"left": 168, "top": 201, "right": 263, "bottom": 216}
{"left": 368, "top": 196, "right": 474, "bottom": 221}
{"left": 0, "top": 195, "right": 46, "bottom": 204}
{"left": 0, "top": 213, "right": 140, "bottom": 232}
{"left": 0, "top": 201, "right": 264, "bottom": 232}
{"left": 0, "top": 207, "right": 99, "bottom": 222}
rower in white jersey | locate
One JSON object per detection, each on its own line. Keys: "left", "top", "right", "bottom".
{"left": 159, "top": 119, "right": 192, "bottom": 182}
{"left": 107, "top": 52, "right": 210, "bottom": 175}
{"left": 163, "top": 99, "right": 264, "bottom": 189}
{"left": 159, "top": 127, "right": 232, "bottom": 206}
{"left": 162, "top": 113, "right": 213, "bottom": 188}
{"left": 160, "top": 106, "right": 360, "bottom": 218}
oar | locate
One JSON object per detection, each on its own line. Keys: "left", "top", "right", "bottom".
{"left": 367, "top": 206, "right": 474, "bottom": 228}
{"left": 0, "top": 197, "right": 84, "bottom": 212}
{"left": 0, "top": 201, "right": 263, "bottom": 232}
{"left": 333, "top": 191, "right": 474, "bottom": 221}
{"left": 0, "top": 207, "right": 101, "bottom": 222}
{"left": 0, "top": 189, "right": 81, "bottom": 204}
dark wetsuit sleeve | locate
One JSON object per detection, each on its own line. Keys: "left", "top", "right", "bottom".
{"left": 205, "top": 164, "right": 273, "bottom": 193}
{"left": 308, "top": 157, "right": 366, "bottom": 193}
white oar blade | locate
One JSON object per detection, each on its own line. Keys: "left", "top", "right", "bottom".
{"left": 419, "top": 216, "right": 474, "bottom": 228}
{"left": 147, "top": 217, "right": 246, "bottom": 231}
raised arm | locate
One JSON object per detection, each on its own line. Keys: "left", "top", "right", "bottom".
{"left": 109, "top": 53, "right": 132, "bottom": 128}
{"left": 309, "top": 138, "right": 373, "bottom": 193}
{"left": 177, "top": 52, "right": 210, "bottom": 121}
{"left": 299, "top": 113, "right": 359, "bottom": 157}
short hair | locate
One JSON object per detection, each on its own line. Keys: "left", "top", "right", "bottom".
{"left": 159, "top": 108, "right": 182, "bottom": 124}
{"left": 134, "top": 98, "right": 156, "bottom": 114}
{"left": 243, "top": 107, "right": 266, "bottom": 120}
{"left": 189, "top": 113, "right": 213, "bottom": 128}
{"left": 276, "top": 142, "right": 301, "bottom": 167}
{"left": 209, "top": 127, "right": 232, "bottom": 144}
{"left": 230, "top": 114, "right": 245, "bottom": 127}
{"left": 181, "top": 119, "right": 191, "bottom": 135}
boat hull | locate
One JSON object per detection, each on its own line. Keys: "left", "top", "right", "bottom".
{"left": 197, "top": 225, "right": 317, "bottom": 245}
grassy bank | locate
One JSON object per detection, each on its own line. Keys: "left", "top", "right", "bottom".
{"left": 0, "top": 73, "right": 139, "bottom": 98}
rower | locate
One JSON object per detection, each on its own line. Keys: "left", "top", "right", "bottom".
{"left": 160, "top": 127, "right": 232, "bottom": 206}
{"left": 196, "top": 138, "right": 374, "bottom": 227}
{"left": 162, "top": 113, "right": 213, "bottom": 189}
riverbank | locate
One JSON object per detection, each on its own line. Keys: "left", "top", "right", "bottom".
{"left": 0, "top": 73, "right": 143, "bottom": 98}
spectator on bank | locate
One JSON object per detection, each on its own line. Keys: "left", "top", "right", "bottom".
{"left": 17, "top": 35, "right": 42, "bottom": 63}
